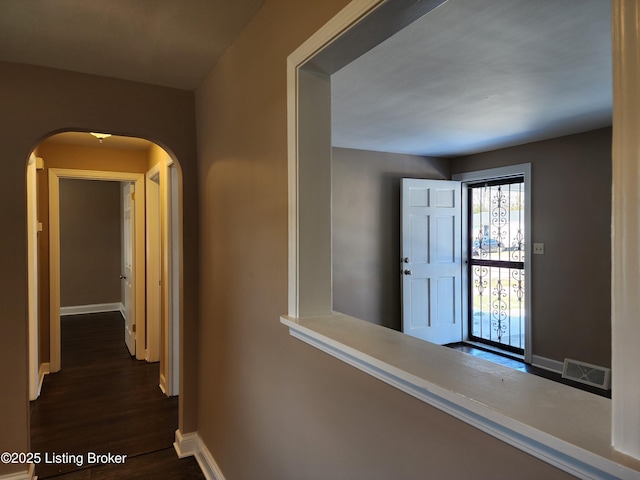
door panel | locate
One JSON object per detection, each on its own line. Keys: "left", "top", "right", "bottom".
{"left": 122, "top": 182, "right": 135, "bottom": 355}
{"left": 401, "top": 178, "right": 462, "bottom": 344}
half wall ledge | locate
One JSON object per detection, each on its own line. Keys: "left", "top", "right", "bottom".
{"left": 281, "top": 313, "right": 640, "bottom": 480}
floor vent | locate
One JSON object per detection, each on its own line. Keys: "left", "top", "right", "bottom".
{"left": 562, "top": 358, "right": 611, "bottom": 390}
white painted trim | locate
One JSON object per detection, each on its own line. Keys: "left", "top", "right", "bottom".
{"left": 286, "top": 0, "right": 640, "bottom": 475}
{"left": 60, "top": 303, "right": 123, "bottom": 316}
{"left": 159, "top": 373, "right": 168, "bottom": 396}
{"left": 0, "top": 463, "right": 35, "bottom": 480}
{"left": 287, "top": 0, "right": 385, "bottom": 318}
{"left": 174, "top": 430, "right": 226, "bottom": 480}
{"left": 531, "top": 355, "right": 564, "bottom": 374}
{"left": 612, "top": 0, "right": 640, "bottom": 460}
{"left": 282, "top": 314, "right": 640, "bottom": 479}
{"left": 174, "top": 430, "right": 199, "bottom": 458}
{"left": 48, "top": 168, "right": 146, "bottom": 372}
{"left": 27, "top": 153, "right": 39, "bottom": 402}
{"left": 37, "top": 362, "right": 50, "bottom": 398}
{"left": 453, "top": 164, "right": 532, "bottom": 363}
{"left": 145, "top": 155, "right": 179, "bottom": 393}
{"left": 145, "top": 166, "right": 161, "bottom": 363}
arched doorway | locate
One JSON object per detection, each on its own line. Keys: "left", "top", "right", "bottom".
{"left": 27, "top": 131, "right": 183, "bottom": 399}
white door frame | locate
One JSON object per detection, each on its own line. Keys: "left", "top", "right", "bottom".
{"left": 27, "top": 153, "right": 41, "bottom": 400}
{"left": 145, "top": 165, "right": 161, "bottom": 364}
{"left": 146, "top": 159, "right": 180, "bottom": 396}
{"left": 121, "top": 181, "right": 136, "bottom": 356}
{"left": 48, "top": 168, "right": 146, "bottom": 372}
{"left": 453, "top": 164, "right": 532, "bottom": 363}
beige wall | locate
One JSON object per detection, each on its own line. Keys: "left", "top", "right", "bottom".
{"left": 0, "top": 61, "right": 198, "bottom": 477}
{"left": 195, "top": 1, "right": 573, "bottom": 478}
{"left": 332, "top": 147, "right": 449, "bottom": 329}
{"left": 59, "top": 179, "right": 121, "bottom": 307}
{"left": 451, "top": 127, "right": 612, "bottom": 368}
{"left": 37, "top": 141, "right": 150, "bottom": 173}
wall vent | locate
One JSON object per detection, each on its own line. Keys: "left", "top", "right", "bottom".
{"left": 562, "top": 358, "right": 611, "bottom": 390}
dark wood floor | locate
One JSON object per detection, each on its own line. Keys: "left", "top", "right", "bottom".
{"left": 30, "top": 312, "right": 204, "bottom": 479}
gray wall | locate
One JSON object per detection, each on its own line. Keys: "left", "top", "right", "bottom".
{"left": 332, "top": 147, "right": 449, "bottom": 329}
{"left": 59, "top": 179, "right": 121, "bottom": 307}
{"left": 451, "top": 127, "right": 612, "bottom": 367}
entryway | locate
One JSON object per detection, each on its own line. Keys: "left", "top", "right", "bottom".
{"left": 466, "top": 177, "right": 526, "bottom": 354}
{"left": 401, "top": 164, "right": 531, "bottom": 361}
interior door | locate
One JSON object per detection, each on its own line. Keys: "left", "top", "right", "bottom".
{"left": 401, "top": 178, "right": 462, "bottom": 344}
{"left": 122, "top": 182, "right": 135, "bottom": 355}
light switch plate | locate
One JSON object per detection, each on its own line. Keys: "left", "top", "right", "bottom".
{"left": 533, "top": 243, "right": 545, "bottom": 254}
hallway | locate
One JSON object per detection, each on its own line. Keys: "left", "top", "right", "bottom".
{"left": 30, "top": 312, "right": 203, "bottom": 479}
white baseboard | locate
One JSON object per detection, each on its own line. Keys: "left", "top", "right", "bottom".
{"left": 531, "top": 354, "right": 564, "bottom": 374}
{"left": 0, "top": 463, "right": 35, "bottom": 479}
{"left": 60, "top": 303, "right": 123, "bottom": 317}
{"left": 174, "top": 430, "right": 226, "bottom": 480}
{"left": 159, "top": 374, "right": 168, "bottom": 396}
{"left": 37, "top": 362, "right": 50, "bottom": 398}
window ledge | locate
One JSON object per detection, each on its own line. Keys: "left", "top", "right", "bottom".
{"left": 281, "top": 313, "right": 640, "bottom": 479}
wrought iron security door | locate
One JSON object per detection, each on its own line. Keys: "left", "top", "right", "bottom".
{"left": 468, "top": 178, "right": 525, "bottom": 354}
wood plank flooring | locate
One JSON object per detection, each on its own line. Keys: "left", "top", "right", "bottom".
{"left": 30, "top": 312, "right": 204, "bottom": 479}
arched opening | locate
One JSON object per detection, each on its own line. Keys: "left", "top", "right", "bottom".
{"left": 26, "top": 130, "right": 185, "bottom": 477}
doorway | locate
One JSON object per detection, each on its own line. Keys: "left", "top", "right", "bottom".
{"left": 400, "top": 164, "right": 531, "bottom": 361}
{"left": 48, "top": 168, "right": 146, "bottom": 371}
{"left": 467, "top": 177, "right": 525, "bottom": 354}
{"left": 27, "top": 132, "right": 185, "bottom": 477}
{"left": 28, "top": 132, "right": 183, "bottom": 399}
{"left": 454, "top": 164, "right": 532, "bottom": 362}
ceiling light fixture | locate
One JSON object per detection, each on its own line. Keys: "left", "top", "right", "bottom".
{"left": 89, "top": 132, "right": 112, "bottom": 143}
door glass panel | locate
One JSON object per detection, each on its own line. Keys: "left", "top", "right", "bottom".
{"left": 469, "top": 179, "right": 525, "bottom": 353}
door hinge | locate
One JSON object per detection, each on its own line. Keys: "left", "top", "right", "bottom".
{"left": 131, "top": 191, "right": 135, "bottom": 201}
{"left": 132, "top": 324, "right": 136, "bottom": 333}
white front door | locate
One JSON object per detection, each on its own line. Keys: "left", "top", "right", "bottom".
{"left": 122, "top": 182, "right": 135, "bottom": 355}
{"left": 401, "top": 178, "right": 462, "bottom": 344}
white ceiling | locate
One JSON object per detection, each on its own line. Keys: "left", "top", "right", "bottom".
{"left": 332, "top": 0, "right": 612, "bottom": 158}
{"left": 0, "top": 0, "right": 263, "bottom": 90}
{"left": 1, "top": 0, "right": 612, "bottom": 156}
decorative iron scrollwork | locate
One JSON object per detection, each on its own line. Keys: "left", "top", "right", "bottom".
{"left": 491, "top": 278, "right": 508, "bottom": 341}
{"left": 469, "top": 180, "right": 525, "bottom": 350}
{"left": 511, "top": 228, "right": 524, "bottom": 262}
{"left": 473, "top": 266, "right": 488, "bottom": 296}
{"left": 491, "top": 186, "right": 507, "bottom": 247}
{"left": 511, "top": 268, "right": 524, "bottom": 303}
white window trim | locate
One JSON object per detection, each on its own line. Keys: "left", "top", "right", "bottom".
{"left": 453, "top": 164, "right": 532, "bottom": 364}
{"left": 282, "top": 0, "right": 640, "bottom": 477}
{"left": 281, "top": 314, "right": 634, "bottom": 479}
